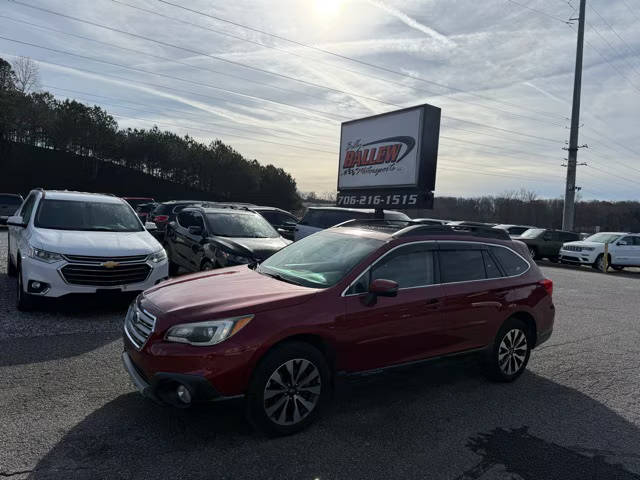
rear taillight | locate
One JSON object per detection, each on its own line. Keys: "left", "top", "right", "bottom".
{"left": 540, "top": 278, "right": 553, "bottom": 297}
{"left": 153, "top": 215, "right": 169, "bottom": 223}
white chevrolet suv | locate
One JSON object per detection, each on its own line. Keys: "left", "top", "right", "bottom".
{"left": 559, "top": 232, "right": 640, "bottom": 271}
{"left": 6, "top": 190, "right": 169, "bottom": 310}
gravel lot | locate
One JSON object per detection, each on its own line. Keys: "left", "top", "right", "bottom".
{"left": 1, "top": 231, "right": 640, "bottom": 479}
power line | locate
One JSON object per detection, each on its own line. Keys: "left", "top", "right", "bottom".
{"left": 0, "top": 34, "right": 566, "bottom": 146}
{"left": 151, "top": 0, "right": 565, "bottom": 120}
{"left": 106, "top": 0, "right": 567, "bottom": 127}
{"left": 585, "top": 20, "right": 640, "bottom": 83}
{"left": 506, "top": 0, "right": 573, "bottom": 24}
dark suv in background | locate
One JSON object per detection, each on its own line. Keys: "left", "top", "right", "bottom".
{"left": 123, "top": 221, "right": 554, "bottom": 436}
{"left": 252, "top": 206, "right": 299, "bottom": 240}
{"left": 164, "top": 206, "right": 290, "bottom": 275}
{"left": 514, "top": 228, "right": 579, "bottom": 261}
{"left": 149, "top": 200, "right": 208, "bottom": 241}
{"left": 0, "top": 193, "right": 23, "bottom": 225}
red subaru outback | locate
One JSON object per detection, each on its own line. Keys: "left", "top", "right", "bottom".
{"left": 122, "top": 221, "right": 554, "bottom": 435}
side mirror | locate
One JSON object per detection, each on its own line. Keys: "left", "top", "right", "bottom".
{"left": 188, "top": 225, "right": 203, "bottom": 236}
{"left": 144, "top": 221, "right": 157, "bottom": 231}
{"left": 363, "top": 278, "right": 399, "bottom": 306}
{"left": 6, "top": 215, "right": 26, "bottom": 228}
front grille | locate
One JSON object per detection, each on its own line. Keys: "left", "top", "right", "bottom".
{"left": 63, "top": 254, "right": 148, "bottom": 263}
{"left": 60, "top": 263, "right": 151, "bottom": 286}
{"left": 124, "top": 304, "right": 156, "bottom": 350}
{"left": 564, "top": 245, "right": 583, "bottom": 252}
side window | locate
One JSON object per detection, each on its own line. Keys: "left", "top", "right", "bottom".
{"left": 371, "top": 244, "right": 434, "bottom": 289}
{"left": 490, "top": 246, "right": 530, "bottom": 276}
{"left": 482, "top": 251, "right": 502, "bottom": 279}
{"left": 177, "top": 211, "right": 194, "bottom": 228}
{"left": 439, "top": 249, "right": 486, "bottom": 283}
{"left": 20, "top": 193, "right": 37, "bottom": 224}
{"left": 618, "top": 236, "right": 633, "bottom": 246}
{"left": 192, "top": 213, "right": 205, "bottom": 230}
{"left": 346, "top": 244, "right": 434, "bottom": 294}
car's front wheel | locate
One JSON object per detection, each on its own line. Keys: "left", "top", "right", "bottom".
{"left": 484, "top": 318, "right": 531, "bottom": 382}
{"left": 246, "top": 342, "right": 331, "bottom": 436}
{"left": 16, "top": 263, "right": 35, "bottom": 311}
{"left": 593, "top": 254, "right": 609, "bottom": 272}
{"left": 6, "top": 243, "right": 16, "bottom": 277}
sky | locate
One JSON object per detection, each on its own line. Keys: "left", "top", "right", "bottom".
{"left": 1, "top": 0, "right": 640, "bottom": 200}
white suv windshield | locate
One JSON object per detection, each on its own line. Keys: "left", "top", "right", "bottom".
{"left": 584, "top": 233, "right": 622, "bottom": 244}
{"left": 34, "top": 199, "right": 143, "bottom": 232}
{"left": 257, "top": 231, "right": 383, "bottom": 288}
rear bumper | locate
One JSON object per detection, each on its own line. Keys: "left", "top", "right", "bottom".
{"left": 121, "top": 351, "right": 225, "bottom": 406}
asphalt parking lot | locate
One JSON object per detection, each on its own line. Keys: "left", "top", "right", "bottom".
{"left": 1, "top": 232, "right": 640, "bottom": 480}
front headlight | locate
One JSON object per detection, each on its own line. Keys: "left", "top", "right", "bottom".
{"left": 28, "top": 246, "right": 63, "bottom": 263}
{"left": 148, "top": 248, "right": 167, "bottom": 263}
{"left": 165, "top": 315, "right": 254, "bottom": 346}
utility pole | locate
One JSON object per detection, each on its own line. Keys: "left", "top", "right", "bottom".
{"left": 562, "top": 0, "right": 586, "bottom": 231}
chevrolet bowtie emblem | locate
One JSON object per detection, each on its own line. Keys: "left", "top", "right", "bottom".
{"left": 102, "top": 261, "right": 120, "bottom": 269}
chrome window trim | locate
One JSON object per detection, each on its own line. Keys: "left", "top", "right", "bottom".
{"left": 341, "top": 240, "right": 531, "bottom": 297}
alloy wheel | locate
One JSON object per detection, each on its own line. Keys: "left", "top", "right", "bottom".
{"left": 529, "top": 248, "right": 536, "bottom": 259}
{"left": 597, "top": 255, "right": 606, "bottom": 271}
{"left": 263, "top": 358, "right": 321, "bottom": 426}
{"left": 498, "top": 329, "right": 528, "bottom": 376}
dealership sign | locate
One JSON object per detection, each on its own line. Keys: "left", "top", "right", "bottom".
{"left": 337, "top": 104, "right": 440, "bottom": 209}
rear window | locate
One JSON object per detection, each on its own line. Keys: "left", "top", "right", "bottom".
{"left": 0, "top": 195, "right": 22, "bottom": 205}
{"left": 439, "top": 249, "right": 487, "bottom": 283}
{"left": 491, "top": 246, "right": 529, "bottom": 276}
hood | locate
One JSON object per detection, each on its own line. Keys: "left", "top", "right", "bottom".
{"left": 141, "top": 266, "right": 316, "bottom": 324}
{"left": 562, "top": 241, "right": 603, "bottom": 248}
{"left": 32, "top": 228, "right": 161, "bottom": 256}
{"left": 209, "top": 236, "right": 291, "bottom": 261}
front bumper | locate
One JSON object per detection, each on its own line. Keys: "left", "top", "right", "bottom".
{"left": 20, "top": 256, "right": 169, "bottom": 298}
{"left": 559, "top": 249, "right": 598, "bottom": 265}
{"left": 121, "top": 351, "right": 224, "bottom": 406}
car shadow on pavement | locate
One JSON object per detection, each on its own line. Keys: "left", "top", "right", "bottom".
{"left": 23, "top": 358, "right": 640, "bottom": 480}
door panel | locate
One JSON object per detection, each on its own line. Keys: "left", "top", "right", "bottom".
{"left": 340, "top": 285, "right": 449, "bottom": 371}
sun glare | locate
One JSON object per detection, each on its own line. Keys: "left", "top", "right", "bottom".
{"left": 314, "top": 0, "right": 343, "bottom": 17}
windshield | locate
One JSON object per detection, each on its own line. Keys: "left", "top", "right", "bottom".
{"left": 520, "top": 228, "right": 545, "bottom": 238}
{"left": 206, "top": 212, "right": 279, "bottom": 238}
{"left": 34, "top": 199, "right": 143, "bottom": 232}
{"left": 584, "top": 233, "right": 622, "bottom": 244}
{"left": 257, "top": 231, "right": 383, "bottom": 288}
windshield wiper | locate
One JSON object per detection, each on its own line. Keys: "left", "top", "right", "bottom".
{"left": 258, "top": 270, "right": 303, "bottom": 286}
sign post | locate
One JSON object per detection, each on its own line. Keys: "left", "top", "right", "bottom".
{"left": 336, "top": 104, "right": 441, "bottom": 210}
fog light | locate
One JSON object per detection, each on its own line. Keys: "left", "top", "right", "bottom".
{"left": 176, "top": 385, "right": 192, "bottom": 404}
{"left": 28, "top": 280, "right": 50, "bottom": 294}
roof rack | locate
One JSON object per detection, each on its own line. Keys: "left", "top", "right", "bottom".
{"left": 333, "top": 219, "right": 510, "bottom": 240}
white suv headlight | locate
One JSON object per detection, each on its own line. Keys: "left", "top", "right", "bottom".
{"left": 165, "top": 315, "right": 254, "bottom": 346}
{"left": 148, "top": 248, "right": 167, "bottom": 263}
{"left": 28, "top": 246, "right": 64, "bottom": 263}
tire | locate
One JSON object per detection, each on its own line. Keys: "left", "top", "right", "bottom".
{"left": 246, "top": 341, "right": 331, "bottom": 436}
{"left": 16, "top": 263, "right": 35, "bottom": 311}
{"left": 484, "top": 318, "right": 532, "bottom": 382}
{"left": 168, "top": 261, "right": 180, "bottom": 277}
{"left": 612, "top": 265, "right": 624, "bottom": 271}
{"left": 593, "top": 254, "right": 609, "bottom": 272}
{"left": 6, "top": 246, "right": 17, "bottom": 277}
{"left": 200, "top": 259, "right": 216, "bottom": 271}
{"left": 528, "top": 247, "right": 538, "bottom": 260}
{"left": 548, "top": 256, "right": 559, "bottom": 263}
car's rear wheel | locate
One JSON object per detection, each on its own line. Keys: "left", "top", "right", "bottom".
{"left": 246, "top": 342, "right": 331, "bottom": 436}
{"left": 484, "top": 318, "right": 531, "bottom": 382}
{"left": 612, "top": 265, "right": 624, "bottom": 271}
{"left": 16, "top": 262, "right": 34, "bottom": 311}
{"left": 528, "top": 247, "right": 538, "bottom": 260}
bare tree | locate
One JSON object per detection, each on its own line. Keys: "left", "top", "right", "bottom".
{"left": 12, "top": 56, "right": 41, "bottom": 94}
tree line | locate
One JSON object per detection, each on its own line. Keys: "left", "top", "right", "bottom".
{"left": 0, "top": 57, "right": 301, "bottom": 210}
